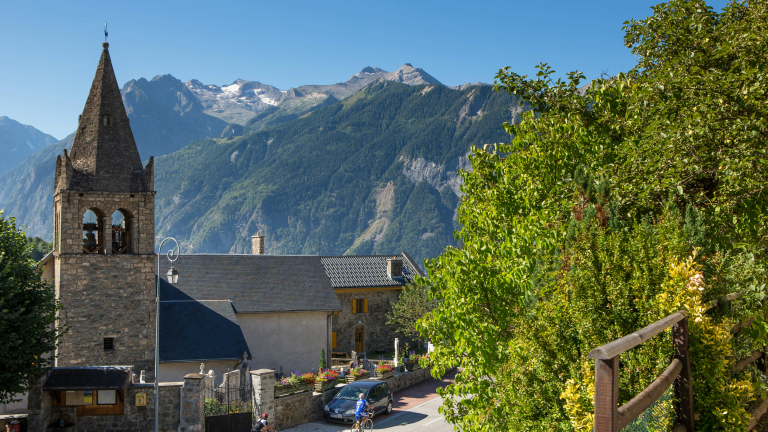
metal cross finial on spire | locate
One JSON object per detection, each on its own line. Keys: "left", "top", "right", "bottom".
{"left": 104, "top": 22, "right": 108, "bottom": 43}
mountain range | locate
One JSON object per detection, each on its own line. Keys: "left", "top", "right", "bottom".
{"left": 0, "top": 116, "right": 59, "bottom": 176}
{"left": 0, "top": 64, "right": 511, "bottom": 266}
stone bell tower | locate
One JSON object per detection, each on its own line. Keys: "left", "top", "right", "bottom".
{"left": 52, "top": 42, "right": 157, "bottom": 378}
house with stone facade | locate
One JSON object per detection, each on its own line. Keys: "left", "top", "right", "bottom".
{"left": 321, "top": 253, "right": 425, "bottom": 356}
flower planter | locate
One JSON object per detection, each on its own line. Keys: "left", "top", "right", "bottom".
{"left": 404, "top": 361, "right": 415, "bottom": 371}
{"left": 295, "top": 382, "right": 315, "bottom": 393}
{"left": 275, "top": 385, "right": 295, "bottom": 398}
{"left": 375, "top": 370, "right": 395, "bottom": 380}
{"left": 345, "top": 372, "right": 369, "bottom": 384}
{"left": 314, "top": 379, "right": 339, "bottom": 393}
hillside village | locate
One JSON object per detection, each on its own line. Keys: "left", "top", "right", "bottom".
{"left": 3, "top": 1, "right": 768, "bottom": 432}
{"left": 0, "top": 42, "right": 446, "bottom": 432}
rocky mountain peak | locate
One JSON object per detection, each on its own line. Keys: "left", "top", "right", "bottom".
{"left": 385, "top": 64, "right": 442, "bottom": 86}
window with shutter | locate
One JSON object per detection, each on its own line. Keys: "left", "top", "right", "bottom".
{"left": 354, "top": 299, "right": 365, "bottom": 314}
{"left": 352, "top": 299, "right": 357, "bottom": 314}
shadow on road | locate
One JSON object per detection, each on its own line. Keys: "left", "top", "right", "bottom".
{"left": 373, "top": 411, "right": 429, "bottom": 429}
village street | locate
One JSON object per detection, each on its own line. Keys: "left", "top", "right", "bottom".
{"left": 281, "top": 370, "right": 456, "bottom": 432}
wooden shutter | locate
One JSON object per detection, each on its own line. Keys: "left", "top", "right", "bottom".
{"left": 364, "top": 299, "right": 369, "bottom": 313}
{"left": 352, "top": 299, "right": 357, "bottom": 314}
{"left": 332, "top": 332, "right": 337, "bottom": 349}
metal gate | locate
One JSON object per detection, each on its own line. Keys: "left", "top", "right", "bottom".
{"left": 204, "top": 379, "right": 253, "bottom": 432}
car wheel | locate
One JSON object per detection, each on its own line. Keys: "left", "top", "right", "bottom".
{"left": 386, "top": 400, "right": 393, "bottom": 414}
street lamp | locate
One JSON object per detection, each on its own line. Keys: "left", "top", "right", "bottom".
{"left": 155, "top": 237, "right": 179, "bottom": 432}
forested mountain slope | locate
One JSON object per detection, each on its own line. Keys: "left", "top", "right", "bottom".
{"left": 155, "top": 81, "right": 524, "bottom": 266}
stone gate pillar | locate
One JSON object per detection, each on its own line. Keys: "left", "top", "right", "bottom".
{"left": 251, "top": 369, "right": 275, "bottom": 426}
{"left": 179, "top": 373, "right": 205, "bottom": 432}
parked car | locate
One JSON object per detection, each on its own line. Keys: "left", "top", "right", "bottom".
{"left": 323, "top": 379, "right": 393, "bottom": 423}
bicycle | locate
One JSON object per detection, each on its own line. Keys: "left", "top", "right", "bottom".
{"left": 352, "top": 407, "right": 374, "bottom": 432}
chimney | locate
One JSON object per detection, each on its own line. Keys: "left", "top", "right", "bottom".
{"left": 251, "top": 231, "right": 265, "bottom": 255}
{"left": 387, "top": 258, "right": 403, "bottom": 279}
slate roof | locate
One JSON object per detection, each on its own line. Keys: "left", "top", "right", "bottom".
{"left": 320, "top": 252, "right": 425, "bottom": 288}
{"left": 160, "top": 300, "right": 251, "bottom": 363}
{"left": 159, "top": 255, "right": 341, "bottom": 313}
{"left": 43, "top": 366, "right": 131, "bottom": 390}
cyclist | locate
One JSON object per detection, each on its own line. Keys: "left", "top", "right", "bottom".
{"left": 354, "top": 392, "right": 374, "bottom": 429}
{"left": 251, "top": 412, "right": 275, "bottom": 432}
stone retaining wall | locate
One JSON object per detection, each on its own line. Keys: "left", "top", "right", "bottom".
{"left": 26, "top": 369, "right": 203, "bottom": 432}
{"left": 255, "top": 367, "right": 433, "bottom": 430}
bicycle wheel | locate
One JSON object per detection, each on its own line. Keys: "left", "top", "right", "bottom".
{"left": 363, "top": 418, "right": 373, "bottom": 432}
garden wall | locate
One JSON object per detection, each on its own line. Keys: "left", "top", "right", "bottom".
{"left": 25, "top": 369, "right": 206, "bottom": 432}
{"left": 253, "top": 367, "right": 433, "bottom": 430}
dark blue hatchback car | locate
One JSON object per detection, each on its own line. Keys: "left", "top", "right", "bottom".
{"left": 323, "top": 379, "right": 393, "bottom": 423}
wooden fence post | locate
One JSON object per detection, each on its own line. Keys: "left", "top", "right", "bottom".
{"left": 594, "top": 356, "right": 619, "bottom": 432}
{"left": 672, "top": 316, "right": 695, "bottom": 432}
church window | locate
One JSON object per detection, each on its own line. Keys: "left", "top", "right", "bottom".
{"left": 103, "top": 115, "right": 111, "bottom": 126}
{"left": 111, "top": 209, "right": 131, "bottom": 254}
{"left": 103, "top": 337, "right": 114, "bottom": 350}
{"left": 82, "top": 209, "right": 102, "bottom": 254}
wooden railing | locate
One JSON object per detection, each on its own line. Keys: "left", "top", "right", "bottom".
{"left": 588, "top": 292, "right": 766, "bottom": 432}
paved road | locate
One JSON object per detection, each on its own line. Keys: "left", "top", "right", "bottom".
{"left": 280, "top": 370, "right": 456, "bottom": 432}
{"left": 279, "top": 397, "right": 450, "bottom": 432}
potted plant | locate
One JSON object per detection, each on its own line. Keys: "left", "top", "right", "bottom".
{"left": 295, "top": 371, "right": 316, "bottom": 393}
{"left": 345, "top": 367, "right": 369, "bottom": 384}
{"left": 405, "top": 351, "right": 417, "bottom": 371}
{"left": 375, "top": 363, "right": 395, "bottom": 380}
{"left": 314, "top": 369, "right": 340, "bottom": 392}
{"left": 274, "top": 375, "right": 298, "bottom": 398}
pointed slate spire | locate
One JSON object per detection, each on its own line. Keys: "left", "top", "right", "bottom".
{"left": 66, "top": 42, "right": 146, "bottom": 193}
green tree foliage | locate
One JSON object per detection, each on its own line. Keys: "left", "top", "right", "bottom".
{"left": 0, "top": 212, "right": 60, "bottom": 404}
{"left": 416, "top": 0, "right": 768, "bottom": 430}
{"left": 386, "top": 283, "right": 433, "bottom": 342}
{"left": 26, "top": 236, "right": 52, "bottom": 261}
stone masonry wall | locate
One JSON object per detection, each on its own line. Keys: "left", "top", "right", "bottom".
{"left": 333, "top": 289, "right": 401, "bottom": 354}
{"left": 55, "top": 253, "right": 157, "bottom": 379}
{"left": 26, "top": 373, "right": 182, "bottom": 432}
{"left": 255, "top": 367, "right": 432, "bottom": 431}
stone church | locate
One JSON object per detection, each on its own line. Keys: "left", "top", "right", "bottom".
{"left": 46, "top": 41, "right": 157, "bottom": 378}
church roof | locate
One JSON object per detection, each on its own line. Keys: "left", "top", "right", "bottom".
{"left": 320, "top": 252, "right": 425, "bottom": 288}
{"left": 159, "top": 255, "right": 342, "bottom": 313}
{"left": 61, "top": 43, "right": 149, "bottom": 193}
{"left": 159, "top": 300, "right": 251, "bottom": 363}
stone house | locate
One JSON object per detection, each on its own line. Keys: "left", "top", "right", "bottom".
{"left": 321, "top": 253, "right": 425, "bottom": 356}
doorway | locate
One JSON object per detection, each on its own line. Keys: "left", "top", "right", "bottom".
{"left": 355, "top": 327, "right": 364, "bottom": 352}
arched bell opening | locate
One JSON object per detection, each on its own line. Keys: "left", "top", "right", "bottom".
{"left": 82, "top": 209, "right": 103, "bottom": 254}
{"left": 111, "top": 209, "right": 132, "bottom": 254}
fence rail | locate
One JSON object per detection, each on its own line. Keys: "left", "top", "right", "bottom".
{"left": 589, "top": 292, "right": 767, "bottom": 432}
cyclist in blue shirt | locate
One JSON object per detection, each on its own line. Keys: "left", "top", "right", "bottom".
{"left": 355, "top": 393, "right": 372, "bottom": 425}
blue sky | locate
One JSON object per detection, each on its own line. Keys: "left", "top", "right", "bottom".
{"left": 1, "top": 0, "right": 728, "bottom": 139}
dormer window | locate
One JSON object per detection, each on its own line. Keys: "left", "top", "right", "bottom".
{"left": 103, "top": 115, "right": 111, "bottom": 126}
